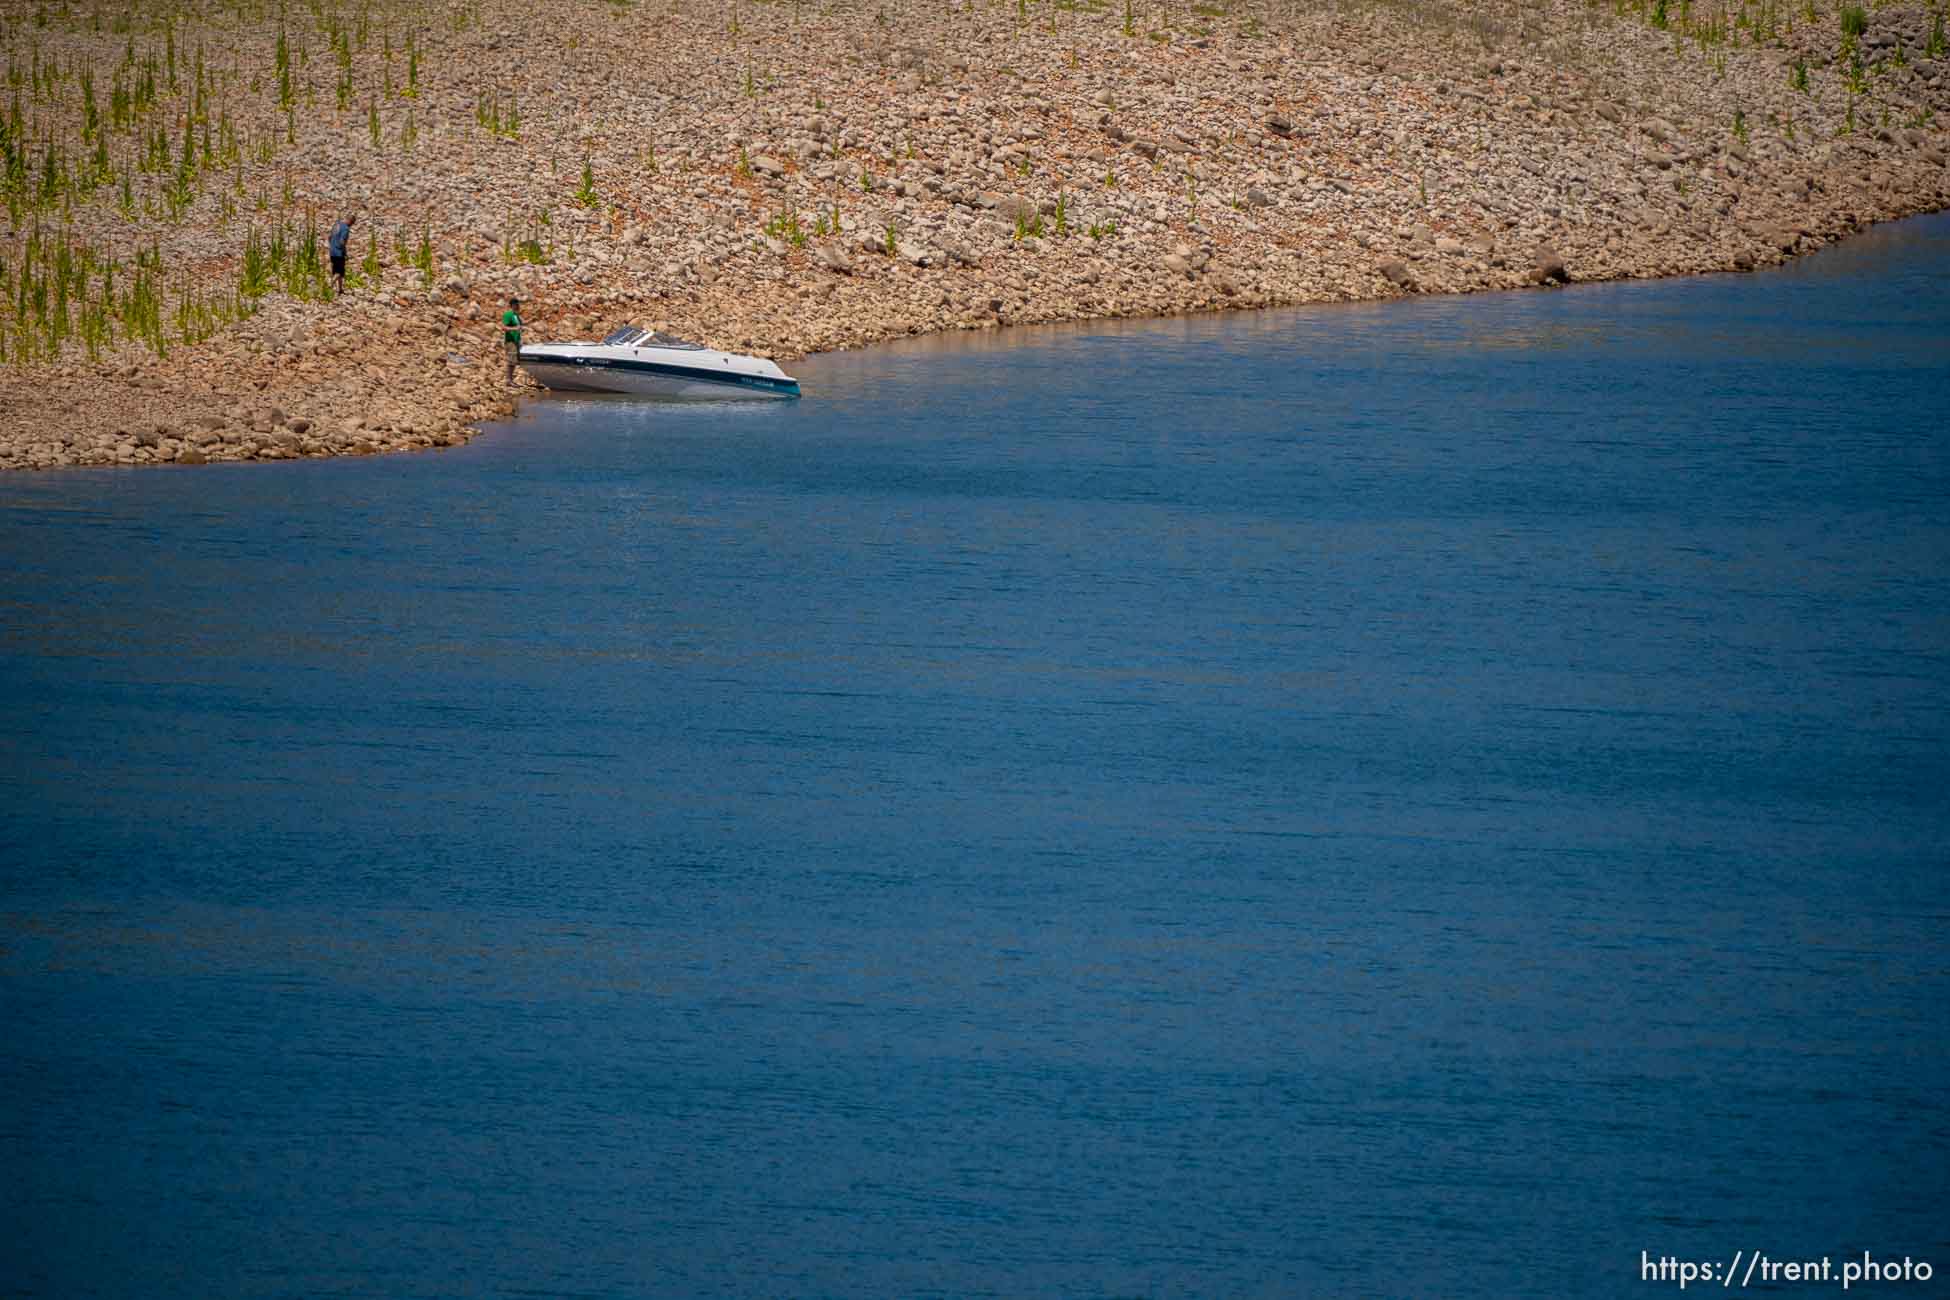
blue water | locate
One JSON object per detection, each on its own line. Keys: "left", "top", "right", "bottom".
{"left": 4, "top": 214, "right": 1949, "bottom": 1298}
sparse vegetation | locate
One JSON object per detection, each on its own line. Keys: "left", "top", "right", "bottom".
{"left": 763, "top": 205, "right": 807, "bottom": 247}
{"left": 239, "top": 217, "right": 331, "bottom": 303}
{"left": 476, "top": 91, "right": 520, "bottom": 139}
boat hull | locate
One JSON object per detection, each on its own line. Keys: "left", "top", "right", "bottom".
{"left": 519, "top": 350, "right": 800, "bottom": 400}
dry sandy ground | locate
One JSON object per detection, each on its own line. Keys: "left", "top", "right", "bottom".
{"left": 2, "top": 0, "right": 1946, "bottom": 468}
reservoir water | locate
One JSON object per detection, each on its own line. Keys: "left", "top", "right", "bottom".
{"left": 3, "top": 214, "right": 1948, "bottom": 1298}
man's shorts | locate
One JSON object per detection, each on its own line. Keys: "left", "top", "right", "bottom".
{"left": 330, "top": 253, "right": 346, "bottom": 277}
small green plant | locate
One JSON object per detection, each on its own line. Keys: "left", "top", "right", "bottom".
{"left": 476, "top": 92, "right": 521, "bottom": 139}
{"left": 1103, "top": 168, "right": 1118, "bottom": 188}
{"left": 1846, "top": 48, "right": 1868, "bottom": 93}
{"left": 239, "top": 225, "right": 272, "bottom": 297}
{"left": 275, "top": 28, "right": 293, "bottom": 110}
{"left": 509, "top": 233, "right": 549, "bottom": 264}
{"left": 1840, "top": 4, "right": 1866, "bottom": 39}
{"left": 1791, "top": 55, "right": 1809, "bottom": 90}
{"left": 1053, "top": 191, "right": 1070, "bottom": 236}
{"left": 477, "top": 92, "right": 517, "bottom": 137}
{"left": 236, "top": 218, "right": 332, "bottom": 305}
{"left": 1733, "top": 107, "right": 1748, "bottom": 142}
{"left": 736, "top": 147, "right": 752, "bottom": 178}
{"left": 1087, "top": 218, "right": 1118, "bottom": 239}
{"left": 575, "top": 155, "right": 599, "bottom": 206}
{"left": 884, "top": 221, "right": 897, "bottom": 256}
{"left": 1929, "top": 10, "right": 1947, "bottom": 58}
{"left": 368, "top": 99, "right": 381, "bottom": 149}
{"left": 763, "top": 205, "right": 807, "bottom": 247}
{"left": 1014, "top": 209, "right": 1045, "bottom": 240}
{"left": 394, "top": 224, "right": 435, "bottom": 287}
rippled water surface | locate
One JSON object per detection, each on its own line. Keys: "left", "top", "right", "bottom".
{"left": 4, "top": 215, "right": 1949, "bottom": 1298}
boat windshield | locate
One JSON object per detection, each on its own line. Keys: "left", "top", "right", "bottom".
{"left": 601, "top": 326, "right": 705, "bottom": 350}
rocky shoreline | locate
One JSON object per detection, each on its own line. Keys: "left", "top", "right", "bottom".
{"left": 2, "top": 0, "right": 1947, "bottom": 471}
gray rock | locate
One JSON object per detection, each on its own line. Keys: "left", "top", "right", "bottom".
{"left": 993, "top": 194, "right": 1038, "bottom": 223}
{"left": 749, "top": 154, "right": 787, "bottom": 178}
{"left": 1264, "top": 114, "right": 1293, "bottom": 136}
{"left": 176, "top": 447, "right": 209, "bottom": 466}
{"left": 1378, "top": 259, "right": 1414, "bottom": 288}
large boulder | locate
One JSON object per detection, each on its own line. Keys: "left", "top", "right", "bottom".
{"left": 1529, "top": 249, "right": 1569, "bottom": 284}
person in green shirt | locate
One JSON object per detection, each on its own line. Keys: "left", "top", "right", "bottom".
{"left": 502, "top": 296, "right": 523, "bottom": 385}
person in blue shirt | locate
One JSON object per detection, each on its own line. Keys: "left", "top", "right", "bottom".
{"left": 328, "top": 214, "right": 356, "bottom": 296}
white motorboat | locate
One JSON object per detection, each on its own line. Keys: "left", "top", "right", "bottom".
{"left": 518, "top": 326, "right": 801, "bottom": 400}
